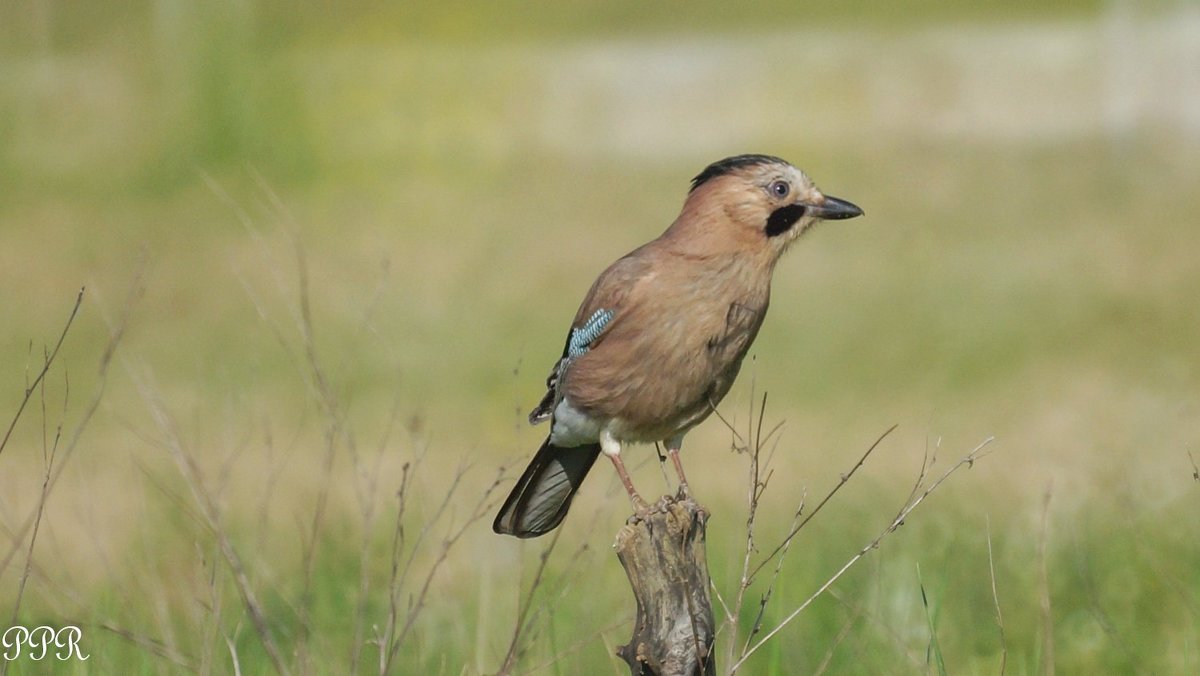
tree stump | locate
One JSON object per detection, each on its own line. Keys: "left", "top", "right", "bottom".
{"left": 614, "top": 495, "right": 715, "bottom": 676}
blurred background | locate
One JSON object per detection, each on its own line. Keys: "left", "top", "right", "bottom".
{"left": 1, "top": 0, "right": 1198, "bottom": 673}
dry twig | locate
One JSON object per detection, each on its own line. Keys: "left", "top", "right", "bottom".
{"left": 1, "top": 278, "right": 131, "bottom": 587}
{"left": 497, "top": 529, "right": 564, "bottom": 675}
{"left": 731, "top": 435, "right": 994, "bottom": 671}
{"left": 986, "top": 517, "right": 1007, "bottom": 675}
{"left": 1037, "top": 483, "right": 1055, "bottom": 676}
{"left": 0, "top": 288, "right": 82, "bottom": 460}
{"left": 138, "top": 380, "right": 292, "bottom": 676}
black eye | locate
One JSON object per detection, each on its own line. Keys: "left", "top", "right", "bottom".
{"left": 769, "top": 180, "right": 789, "bottom": 198}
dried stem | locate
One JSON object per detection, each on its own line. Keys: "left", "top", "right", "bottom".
{"left": 724, "top": 393, "right": 769, "bottom": 670}
{"left": 523, "top": 615, "right": 632, "bottom": 674}
{"left": 349, "top": 394, "right": 403, "bottom": 676}
{"left": 99, "top": 623, "right": 193, "bottom": 669}
{"left": 0, "top": 280, "right": 130, "bottom": 582}
{"left": 7, "top": 368, "right": 63, "bottom": 626}
{"left": 497, "top": 529, "right": 564, "bottom": 675}
{"left": 290, "top": 231, "right": 346, "bottom": 671}
{"left": 378, "top": 460, "right": 414, "bottom": 676}
{"left": 986, "top": 517, "right": 1007, "bottom": 675}
{"left": 731, "top": 435, "right": 994, "bottom": 671}
{"left": 827, "top": 587, "right": 924, "bottom": 669}
{"left": 1037, "top": 483, "right": 1055, "bottom": 676}
{"left": 812, "top": 594, "right": 863, "bottom": 676}
{"left": 0, "top": 288, "right": 82, "bottom": 459}
{"left": 740, "top": 492, "right": 805, "bottom": 659}
{"left": 139, "top": 380, "right": 291, "bottom": 676}
{"left": 2, "top": 336, "right": 71, "bottom": 676}
{"left": 748, "top": 424, "right": 898, "bottom": 581}
{"left": 380, "top": 464, "right": 507, "bottom": 674}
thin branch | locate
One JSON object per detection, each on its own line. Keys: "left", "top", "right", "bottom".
{"left": 3, "top": 340, "right": 69, "bottom": 676}
{"left": 7, "top": 386, "right": 62, "bottom": 628}
{"left": 827, "top": 587, "right": 924, "bottom": 669}
{"left": 1037, "top": 483, "right": 1055, "bottom": 676}
{"left": 708, "top": 404, "right": 747, "bottom": 452}
{"left": 710, "top": 580, "right": 733, "bottom": 637}
{"left": 732, "top": 436, "right": 994, "bottom": 671}
{"left": 138, "top": 378, "right": 291, "bottom": 676}
{"left": 1070, "top": 520, "right": 1137, "bottom": 664}
{"left": 749, "top": 424, "right": 898, "bottom": 580}
{"left": 0, "top": 287, "right": 82, "bottom": 458}
{"left": 497, "top": 529, "right": 564, "bottom": 675}
{"left": 290, "top": 231, "right": 346, "bottom": 671}
{"left": 724, "top": 392, "right": 769, "bottom": 670}
{"left": 199, "top": 540, "right": 225, "bottom": 676}
{"left": 0, "top": 279, "right": 132, "bottom": 581}
{"left": 523, "top": 615, "right": 633, "bottom": 674}
{"left": 99, "top": 623, "right": 194, "bottom": 670}
{"left": 741, "top": 491, "right": 806, "bottom": 658}
{"left": 378, "top": 461, "right": 411, "bottom": 676}
{"left": 389, "top": 470, "right": 503, "bottom": 663}
{"left": 349, "top": 392, "right": 404, "bottom": 676}
{"left": 497, "top": 514, "right": 598, "bottom": 673}
{"left": 812, "top": 595, "right": 863, "bottom": 676}
{"left": 381, "top": 464, "right": 507, "bottom": 673}
{"left": 986, "top": 517, "right": 1007, "bottom": 675}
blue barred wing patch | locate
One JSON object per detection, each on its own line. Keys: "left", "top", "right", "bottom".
{"left": 567, "top": 309, "right": 613, "bottom": 358}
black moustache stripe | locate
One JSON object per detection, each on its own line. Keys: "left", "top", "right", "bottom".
{"left": 765, "top": 204, "right": 806, "bottom": 237}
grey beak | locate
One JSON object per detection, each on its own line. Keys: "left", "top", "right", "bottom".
{"left": 809, "top": 195, "right": 864, "bottom": 220}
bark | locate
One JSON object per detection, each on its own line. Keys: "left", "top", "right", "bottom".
{"left": 614, "top": 495, "right": 716, "bottom": 676}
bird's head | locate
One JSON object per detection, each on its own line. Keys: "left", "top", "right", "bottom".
{"left": 668, "top": 154, "right": 863, "bottom": 259}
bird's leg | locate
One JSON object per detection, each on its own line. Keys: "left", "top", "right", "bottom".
{"left": 609, "top": 453, "right": 648, "bottom": 511}
{"left": 665, "top": 435, "right": 691, "bottom": 498}
{"left": 601, "top": 429, "right": 648, "bottom": 510}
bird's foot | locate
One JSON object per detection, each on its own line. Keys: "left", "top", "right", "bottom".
{"left": 674, "top": 481, "right": 692, "bottom": 501}
{"left": 623, "top": 493, "right": 708, "bottom": 530}
{"left": 624, "top": 497, "right": 652, "bottom": 528}
{"left": 630, "top": 494, "right": 651, "bottom": 514}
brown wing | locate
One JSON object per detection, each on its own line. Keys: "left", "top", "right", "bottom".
{"left": 560, "top": 245, "right": 774, "bottom": 439}
{"left": 527, "top": 249, "right": 657, "bottom": 425}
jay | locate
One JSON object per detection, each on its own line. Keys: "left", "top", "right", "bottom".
{"left": 494, "top": 154, "right": 862, "bottom": 538}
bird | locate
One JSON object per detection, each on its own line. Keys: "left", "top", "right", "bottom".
{"left": 493, "top": 154, "right": 862, "bottom": 538}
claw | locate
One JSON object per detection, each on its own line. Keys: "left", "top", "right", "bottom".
{"left": 632, "top": 495, "right": 651, "bottom": 513}
{"left": 675, "top": 483, "right": 691, "bottom": 501}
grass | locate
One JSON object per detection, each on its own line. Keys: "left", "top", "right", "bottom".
{"left": 2, "top": 1, "right": 1200, "bottom": 673}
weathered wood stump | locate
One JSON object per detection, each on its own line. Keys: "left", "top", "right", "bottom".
{"left": 614, "top": 494, "right": 715, "bottom": 676}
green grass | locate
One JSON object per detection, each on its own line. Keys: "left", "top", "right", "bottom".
{"left": 1, "top": 1, "right": 1199, "bottom": 673}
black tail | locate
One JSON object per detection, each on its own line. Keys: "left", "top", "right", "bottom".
{"left": 493, "top": 438, "right": 601, "bottom": 538}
